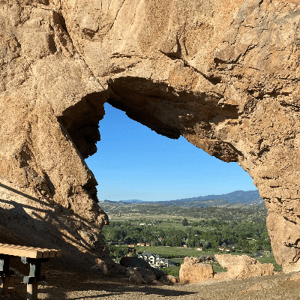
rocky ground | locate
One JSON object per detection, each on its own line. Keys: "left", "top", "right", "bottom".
{"left": 3, "top": 258, "right": 300, "bottom": 300}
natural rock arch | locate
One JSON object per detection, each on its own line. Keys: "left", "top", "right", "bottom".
{"left": 1, "top": 0, "right": 300, "bottom": 273}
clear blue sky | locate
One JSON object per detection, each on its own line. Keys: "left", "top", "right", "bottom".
{"left": 85, "top": 103, "right": 257, "bottom": 202}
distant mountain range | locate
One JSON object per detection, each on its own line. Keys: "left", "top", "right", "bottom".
{"left": 118, "top": 199, "right": 144, "bottom": 204}
{"left": 166, "top": 190, "right": 263, "bottom": 205}
{"left": 101, "top": 190, "right": 264, "bottom": 207}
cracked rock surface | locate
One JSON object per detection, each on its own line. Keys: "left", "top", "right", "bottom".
{"left": 1, "top": 0, "right": 300, "bottom": 273}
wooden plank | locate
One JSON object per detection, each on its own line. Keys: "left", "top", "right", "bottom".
{"left": 33, "top": 248, "right": 50, "bottom": 259}
{"left": 54, "top": 249, "right": 62, "bottom": 257}
{"left": 0, "top": 245, "right": 40, "bottom": 259}
{"left": 48, "top": 250, "right": 57, "bottom": 258}
{"left": 0, "top": 243, "right": 61, "bottom": 259}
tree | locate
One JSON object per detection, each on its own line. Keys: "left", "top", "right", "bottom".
{"left": 182, "top": 218, "right": 188, "bottom": 226}
{"left": 114, "top": 248, "right": 121, "bottom": 258}
{"left": 130, "top": 251, "right": 136, "bottom": 257}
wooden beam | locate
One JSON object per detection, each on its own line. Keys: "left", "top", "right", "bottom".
{"left": 0, "top": 244, "right": 62, "bottom": 259}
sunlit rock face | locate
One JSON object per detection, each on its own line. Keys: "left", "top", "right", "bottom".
{"left": 1, "top": 0, "right": 300, "bottom": 273}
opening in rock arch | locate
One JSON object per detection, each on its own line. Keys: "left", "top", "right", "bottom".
{"left": 86, "top": 103, "right": 256, "bottom": 202}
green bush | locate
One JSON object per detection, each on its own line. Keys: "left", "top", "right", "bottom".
{"left": 164, "top": 266, "right": 180, "bottom": 277}
{"left": 182, "top": 218, "right": 188, "bottom": 226}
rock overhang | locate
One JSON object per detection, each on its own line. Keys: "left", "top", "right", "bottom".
{"left": 1, "top": 0, "right": 300, "bottom": 273}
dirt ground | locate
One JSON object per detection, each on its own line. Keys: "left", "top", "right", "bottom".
{"left": 2, "top": 258, "right": 300, "bottom": 300}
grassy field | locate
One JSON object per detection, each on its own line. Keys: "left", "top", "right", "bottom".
{"left": 109, "top": 217, "right": 215, "bottom": 232}
{"left": 110, "top": 214, "right": 182, "bottom": 221}
{"left": 109, "top": 214, "right": 209, "bottom": 223}
{"left": 257, "top": 255, "right": 282, "bottom": 272}
{"left": 135, "top": 245, "right": 214, "bottom": 257}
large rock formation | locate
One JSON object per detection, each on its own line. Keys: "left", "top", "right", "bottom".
{"left": 215, "top": 254, "right": 274, "bottom": 279}
{"left": 179, "top": 257, "right": 214, "bottom": 283}
{"left": 1, "top": 0, "right": 300, "bottom": 273}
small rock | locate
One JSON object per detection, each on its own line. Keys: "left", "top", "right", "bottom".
{"left": 93, "top": 258, "right": 110, "bottom": 276}
{"left": 159, "top": 274, "right": 179, "bottom": 284}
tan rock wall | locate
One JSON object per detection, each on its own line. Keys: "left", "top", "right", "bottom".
{"left": 179, "top": 257, "right": 214, "bottom": 283}
{"left": 215, "top": 254, "right": 274, "bottom": 279}
{"left": 0, "top": 0, "right": 111, "bottom": 269}
{"left": 1, "top": 0, "right": 300, "bottom": 273}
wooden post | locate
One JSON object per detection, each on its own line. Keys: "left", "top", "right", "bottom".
{"left": 0, "top": 254, "right": 10, "bottom": 295}
{"left": 0, "top": 277, "right": 9, "bottom": 295}
{"left": 22, "top": 257, "right": 47, "bottom": 300}
{"left": 27, "top": 281, "right": 38, "bottom": 300}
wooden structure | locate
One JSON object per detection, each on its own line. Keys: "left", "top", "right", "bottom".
{"left": 0, "top": 243, "right": 62, "bottom": 300}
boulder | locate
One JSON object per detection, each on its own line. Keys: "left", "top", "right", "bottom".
{"left": 120, "top": 257, "right": 151, "bottom": 269}
{"left": 126, "top": 267, "right": 147, "bottom": 284}
{"left": 92, "top": 258, "right": 110, "bottom": 276}
{"left": 179, "top": 257, "right": 214, "bottom": 284}
{"left": 159, "top": 274, "right": 179, "bottom": 284}
{"left": 135, "top": 267, "right": 157, "bottom": 284}
{"left": 151, "top": 268, "right": 166, "bottom": 280}
{"left": 92, "top": 258, "right": 128, "bottom": 276}
{"left": 120, "top": 257, "right": 165, "bottom": 280}
{"left": 215, "top": 255, "right": 274, "bottom": 279}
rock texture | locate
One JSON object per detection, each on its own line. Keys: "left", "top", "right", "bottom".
{"left": 215, "top": 254, "right": 274, "bottom": 279}
{"left": 1, "top": 0, "right": 300, "bottom": 273}
{"left": 159, "top": 274, "right": 179, "bottom": 284}
{"left": 179, "top": 257, "right": 214, "bottom": 283}
{"left": 120, "top": 257, "right": 168, "bottom": 284}
{"left": 126, "top": 267, "right": 147, "bottom": 284}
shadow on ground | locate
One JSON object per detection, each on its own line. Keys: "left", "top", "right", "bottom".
{"left": 7, "top": 258, "right": 196, "bottom": 299}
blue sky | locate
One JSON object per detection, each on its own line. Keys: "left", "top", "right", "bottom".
{"left": 85, "top": 103, "right": 257, "bottom": 202}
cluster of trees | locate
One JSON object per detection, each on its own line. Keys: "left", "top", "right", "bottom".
{"left": 106, "top": 245, "right": 136, "bottom": 258}
{"left": 102, "top": 218, "right": 271, "bottom": 253}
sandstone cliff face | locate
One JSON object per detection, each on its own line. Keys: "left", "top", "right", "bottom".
{"left": 0, "top": 0, "right": 110, "bottom": 269}
{"left": 1, "top": 0, "right": 300, "bottom": 273}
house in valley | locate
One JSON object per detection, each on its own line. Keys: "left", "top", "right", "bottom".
{"left": 138, "top": 252, "right": 169, "bottom": 268}
{"left": 155, "top": 257, "right": 169, "bottom": 268}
